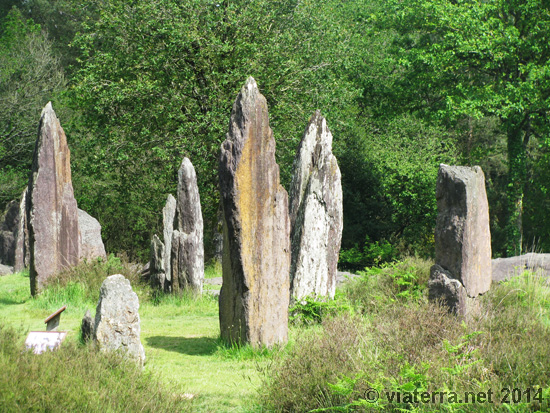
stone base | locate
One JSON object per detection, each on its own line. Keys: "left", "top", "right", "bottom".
{"left": 429, "top": 264, "right": 480, "bottom": 317}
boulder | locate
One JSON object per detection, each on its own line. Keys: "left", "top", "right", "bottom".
{"left": 218, "top": 77, "right": 290, "bottom": 347}
{"left": 78, "top": 209, "right": 106, "bottom": 261}
{"left": 428, "top": 164, "right": 491, "bottom": 316}
{"left": 492, "top": 253, "right": 550, "bottom": 282}
{"left": 94, "top": 274, "right": 145, "bottom": 365}
{"left": 171, "top": 158, "right": 204, "bottom": 293}
{"left": 0, "top": 264, "right": 13, "bottom": 276}
{"left": 288, "top": 111, "right": 343, "bottom": 301}
{"left": 28, "top": 102, "right": 80, "bottom": 295}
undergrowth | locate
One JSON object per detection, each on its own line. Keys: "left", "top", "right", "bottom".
{"left": 259, "top": 258, "right": 550, "bottom": 412}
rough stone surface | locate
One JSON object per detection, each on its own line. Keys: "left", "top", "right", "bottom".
{"left": 78, "top": 209, "right": 106, "bottom": 261}
{"left": 149, "top": 235, "right": 166, "bottom": 290}
{"left": 288, "top": 111, "right": 343, "bottom": 301}
{"left": 162, "top": 194, "right": 177, "bottom": 283}
{"left": 81, "top": 309, "right": 94, "bottom": 343}
{"left": 0, "top": 264, "right": 13, "bottom": 276}
{"left": 218, "top": 77, "right": 290, "bottom": 347}
{"left": 492, "top": 253, "right": 550, "bottom": 282}
{"left": 0, "top": 200, "right": 19, "bottom": 266}
{"left": 28, "top": 102, "right": 80, "bottom": 295}
{"left": 94, "top": 274, "right": 145, "bottom": 365}
{"left": 429, "top": 264, "right": 479, "bottom": 316}
{"left": 429, "top": 164, "right": 491, "bottom": 315}
{"left": 14, "top": 189, "right": 29, "bottom": 272}
{"left": 171, "top": 158, "right": 204, "bottom": 293}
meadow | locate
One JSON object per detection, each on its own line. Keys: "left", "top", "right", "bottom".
{"left": 1, "top": 256, "right": 550, "bottom": 412}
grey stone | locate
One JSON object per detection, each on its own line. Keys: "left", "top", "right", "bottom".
{"left": 94, "top": 274, "right": 145, "bottom": 365}
{"left": 28, "top": 102, "right": 80, "bottom": 295}
{"left": 429, "top": 164, "right": 491, "bottom": 316}
{"left": 162, "top": 194, "right": 176, "bottom": 282}
{"left": 81, "top": 309, "right": 94, "bottom": 343}
{"left": 78, "top": 209, "right": 106, "bottom": 261}
{"left": 492, "top": 253, "right": 550, "bottom": 282}
{"left": 428, "top": 264, "right": 479, "bottom": 316}
{"left": 14, "top": 189, "right": 29, "bottom": 272}
{"left": 149, "top": 234, "right": 167, "bottom": 291}
{"left": 0, "top": 199, "right": 20, "bottom": 266}
{"left": 0, "top": 263, "right": 13, "bottom": 276}
{"left": 288, "top": 111, "right": 343, "bottom": 302}
{"left": 218, "top": 77, "right": 290, "bottom": 347}
{"left": 171, "top": 158, "right": 204, "bottom": 293}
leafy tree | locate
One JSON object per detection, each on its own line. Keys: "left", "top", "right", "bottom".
{"left": 380, "top": 0, "right": 550, "bottom": 255}
{"left": 0, "top": 7, "right": 66, "bottom": 207}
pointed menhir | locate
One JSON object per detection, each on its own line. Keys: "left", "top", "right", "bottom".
{"left": 218, "top": 77, "right": 290, "bottom": 347}
{"left": 288, "top": 111, "right": 343, "bottom": 302}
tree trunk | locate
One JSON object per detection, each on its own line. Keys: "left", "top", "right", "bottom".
{"left": 505, "top": 120, "right": 527, "bottom": 256}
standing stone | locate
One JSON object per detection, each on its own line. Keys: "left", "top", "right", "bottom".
{"left": 219, "top": 77, "right": 290, "bottom": 347}
{"left": 78, "top": 209, "right": 107, "bottom": 261}
{"left": 14, "top": 189, "right": 29, "bottom": 272}
{"left": 171, "top": 158, "right": 204, "bottom": 293}
{"left": 288, "top": 111, "right": 343, "bottom": 302}
{"left": 428, "top": 164, "right": 492, "bottom": 316}
{"left": 94, "top": 274, "right": 145, "bottom": 365}
{"left": 28, "top": 102, "right": 80, "bottom": 295}
{"left": 81, "top": 309, "right": 94, "bottom": 343}
{"left": 0, "top": 199, "right": 19, "bottom": 267}
{"left": 149, "top": 235, "right": 166, "bottom": 290}
{"left": 162, "top": 194, "right": 177, "bottom": 284}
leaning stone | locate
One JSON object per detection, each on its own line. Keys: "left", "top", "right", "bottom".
{"left": 78, "top": 209, "right": 106, "bottom": 261}
{"left": 171, "top": 158, "right": 204, "bottom": 293}
{"left": 28, "top": 102, "right": 80, "bottom": 295}
{"left": 94, "top": 274, "right": 145, "bottom": 365}
{"left": 288, "top": 111, "right": 343, "bottom": 302}
{"left": 429, "top": 164, "right": 491, "bottom": 316}
{"left": 218, "top": 77, "right": 290, "bottom": 347}
{"left": 81, "top": 309, "right": 94, "bottom": 343}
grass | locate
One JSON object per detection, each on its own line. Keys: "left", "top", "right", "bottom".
{"left": 0, "top": 259, "right": 271, "bottom": 412}
{"left": 2, "top": 256, "right": 550, "bottom": 411}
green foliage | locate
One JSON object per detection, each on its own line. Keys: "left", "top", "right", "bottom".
{"left": 0, "top": 323, "right": 192, "bottom": 412}
{"left": 289, "top": 292, "right": 354, "bottom": 326}
{"left": 0, "top": 7, "right": 66, "bottom": 208}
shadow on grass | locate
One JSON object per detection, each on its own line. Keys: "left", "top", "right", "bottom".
{"left": 146, "top": 336, "right": 218, "bottom": 356}
{"left": 0, "top": 296, "right": 28, "bottom": 305}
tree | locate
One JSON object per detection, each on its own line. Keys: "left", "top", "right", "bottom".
{"left": 0, "top": 7, "right": 66, "bottom": 207}
{"left": 380, "top": 0, "right": 550, "bottom": 255}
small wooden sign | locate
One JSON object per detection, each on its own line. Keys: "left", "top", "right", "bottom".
{"left": 25, "top": 331, "right": 67, "bottom": 354}
{"left": 44, "top": 305, "right": 67, "bottom": 331}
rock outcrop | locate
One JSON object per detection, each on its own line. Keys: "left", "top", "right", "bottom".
{"left": 288, "top": 111, "right": 343, "bottom": 302}
{"left": 492, "top": 253, "right": 550, "bottom": 282}
{"left": 94, "top": 274, "right": 145, "bottom": 365}
{"left": 27, "top": 102, "right": 80, "bottom": 295}
{"left": 78, "top": 209, "right": 107, "bottom": 261}
{"left": 218, "top": 77, "right": 290, "bottom": 347}
{"left": 428, "top": 164, "right": 492, "bottom": 316}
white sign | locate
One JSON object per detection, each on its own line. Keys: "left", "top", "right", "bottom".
{"left": 25, "top": 331, "right": 67, "bottom": 354}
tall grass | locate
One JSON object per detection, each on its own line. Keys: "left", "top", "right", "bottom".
{"left": 259, "top": 258, "right": 550, "bottom": 412}
{"left": 0, "top": 323, "right": 192, "bottom": 412}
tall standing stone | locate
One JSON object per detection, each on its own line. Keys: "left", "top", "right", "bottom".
{"left": 162, "top": 194, "right": 177, "bottom": 283}
{"left": 219, "top": 77, "right": 290, "bottom": 347}
{"left": 171, "top": 158, "right": 204, "bottom": 293}
{"left": 94, "top": 274, "right": 145, "bottom": 365}
{"left": 0, "top": 199, "right": 19, "bottom": 267}
{"left": 28, "top": 102, "right": 80, "bottom": 295}
{"left": 14, "top": 189, "right": 29, "bottom": 272}
{"left": 288, "top": 111, "right": 343, "bottom": 302}
{"left": 78, "top": 209, "right": 107, "bottom": 261}
{"left": 428, "top": 164, "right": 492, "bottom": 316}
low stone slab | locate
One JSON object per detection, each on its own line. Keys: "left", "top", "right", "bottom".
{"left": 492, "top": 253, "right": 550, "bottom": 282}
